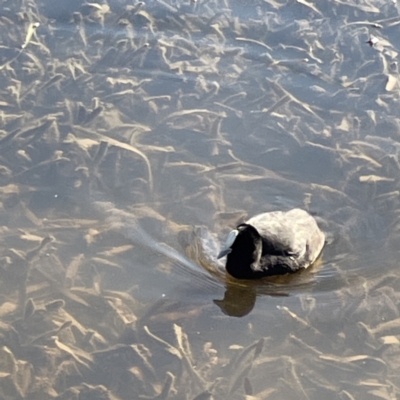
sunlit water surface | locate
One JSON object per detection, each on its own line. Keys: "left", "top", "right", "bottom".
{"left": 0, "top": 0, "right": 400, "bottom": 399}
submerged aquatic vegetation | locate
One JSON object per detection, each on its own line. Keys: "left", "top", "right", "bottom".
{"left": 0, "top": 0, "right": 400, "bottom": 398}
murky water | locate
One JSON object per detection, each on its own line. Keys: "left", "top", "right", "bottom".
{"left": 0, "top": 0, "right": 400, "bottom": 398}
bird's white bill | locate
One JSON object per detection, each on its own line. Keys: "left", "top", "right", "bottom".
{"left": 217, "top": 229, "right": 239, "bottom": 259}
{"left": 217, "top": 248, "right": 231, "bottom": 259}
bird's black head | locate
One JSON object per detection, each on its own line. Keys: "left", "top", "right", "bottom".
{"left": 218, "top": 224, "right": 264, "bottom": 280}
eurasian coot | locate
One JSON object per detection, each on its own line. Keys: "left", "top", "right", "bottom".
{"left": 217, "top": 208, "right": 325, "bottom": 279}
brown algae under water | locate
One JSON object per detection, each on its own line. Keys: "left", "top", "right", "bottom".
{"left": 0, "top": 0, "right": 400, "bottom": 399}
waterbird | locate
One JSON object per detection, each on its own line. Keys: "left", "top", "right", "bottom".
{"left": 217, "top": 208, "right": 325, "bottom": 279}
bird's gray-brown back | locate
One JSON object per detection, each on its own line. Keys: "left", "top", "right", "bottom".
{"left": 246, "top": 209, "right": 324, "bottom": 262}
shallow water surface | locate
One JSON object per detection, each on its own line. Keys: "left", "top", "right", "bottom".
{"left": 0, "top": 0, "right": 400, "bottom": 399}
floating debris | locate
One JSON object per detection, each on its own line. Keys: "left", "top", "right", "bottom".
{"left": 367, "top": 35, "right": 379, "bottom": 47}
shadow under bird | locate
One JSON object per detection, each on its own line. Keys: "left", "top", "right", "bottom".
{"left": 217, "top": 208, "right": 325, "bottom": 279}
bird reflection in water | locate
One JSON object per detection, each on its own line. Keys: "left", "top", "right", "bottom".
{"left": 213, "top": 270, "right": 318, "bottom": 317}
{"left": 214, "top": 283, "right": 258, "bottom": 317}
